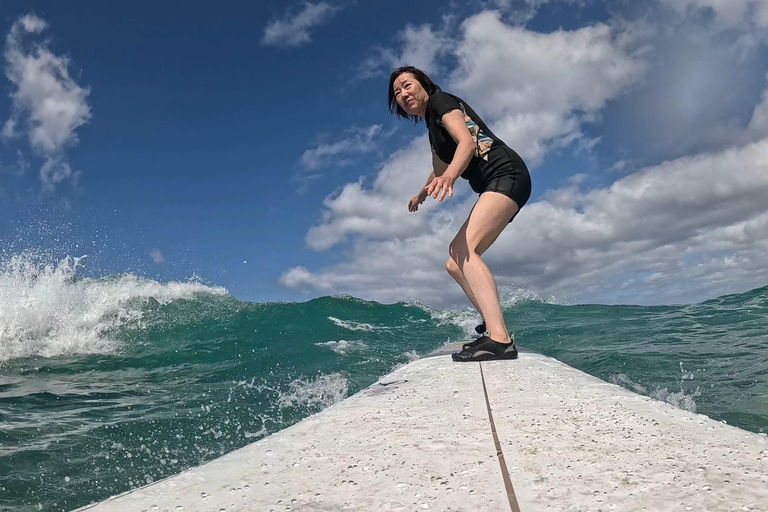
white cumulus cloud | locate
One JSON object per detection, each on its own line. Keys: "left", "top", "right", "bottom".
{"left": 261, "top": 2, "right": 341, "bottom": 48}
{"left": 748, "top": 73, "right": 768, "bottom": 140}
{"left": 659, "top": 0, "right": 768, "bottom": 29}
{"left": 487, "top": 0, "right": 586, "bottom": 24}
{"left": 450, "top": 11, "right": 645, "bottom": 166}
{"left": 299, "top": 125, "right": 382, "bottom": 170}
{"left": 302, "top": 136, "right": 445, "bottom": 251}
{"left": 357, "top": 23, "right": 452, "bottom": 79}
{"left": 294, "top": 125, "right": 385, "bottom": 194}
{"left": 3, "top": 14, "right": 91, "bottom": 192}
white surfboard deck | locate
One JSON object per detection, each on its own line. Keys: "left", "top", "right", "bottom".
{"left": 74, "top": 346, "right": 768, "bottom": 511}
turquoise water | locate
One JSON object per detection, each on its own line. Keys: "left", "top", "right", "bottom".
{"left": 1, "top": 255, "right": 767, "bottom": 511}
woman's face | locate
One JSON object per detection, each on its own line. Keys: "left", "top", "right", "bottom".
{"left": 392, "top": 72, "right": 429, "bottom": 118}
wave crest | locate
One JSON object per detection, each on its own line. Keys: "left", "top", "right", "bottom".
{"left": 0, "top": 253, "right": 228, "bottom": 362}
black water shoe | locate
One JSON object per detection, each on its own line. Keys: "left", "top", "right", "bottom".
{"left": 462, "top": 329, "right": 513, "bottom": 351}
{"left": 453, "top": 336, "right": 518, "bottom": 362}
{"left": 459, "top": 321, "right": 487, "bottom": 352}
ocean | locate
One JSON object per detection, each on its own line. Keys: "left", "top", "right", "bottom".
{"left": 1, "top": 254, "right": 767, "bottom": 511}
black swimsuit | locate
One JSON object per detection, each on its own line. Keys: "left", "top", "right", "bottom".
{"left": 425, "top": 91, "right": 531, "bottom": 221}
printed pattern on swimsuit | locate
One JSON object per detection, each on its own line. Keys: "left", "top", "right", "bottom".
{"left": 464, "top": 112, "right": 494, "bottom": 158}
{"left": 436, "top": 101, "right": 494, "bottom": 158}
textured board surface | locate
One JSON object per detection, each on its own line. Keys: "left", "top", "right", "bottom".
{"left": 75, "top": 350, "right": 768, "bottom": 511}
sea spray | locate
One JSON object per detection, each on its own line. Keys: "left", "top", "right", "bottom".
{"left": 0, "top": 253, "right": 227, "bottom": 362}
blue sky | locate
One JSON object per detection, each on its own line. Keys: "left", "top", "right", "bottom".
{"left": 2, "top": 0, "right": 768, "bottom": 308}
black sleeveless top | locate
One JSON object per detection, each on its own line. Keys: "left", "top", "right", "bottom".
{"left": 425, "top": 91, "right": 506, "bottom": 180}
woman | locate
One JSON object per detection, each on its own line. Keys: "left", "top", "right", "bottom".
{"left": 388, "top": 66, "right": 531, "bottom": 362}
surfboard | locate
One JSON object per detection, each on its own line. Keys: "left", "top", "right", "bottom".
{"left": 74, "top": 346, "right": 768, "bottom": 511}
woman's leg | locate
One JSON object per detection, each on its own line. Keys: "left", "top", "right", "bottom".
{"left": 446, "top": 257, "right": 484, "bottom": 320}
{"left": 446, "top": 204, "right": 484, "bottom": 319}
{"left": 447, "top": 191, "right": 519, "bottom": 344}
{"left": 446, "top": 204, "right": 514, "bottom": 317}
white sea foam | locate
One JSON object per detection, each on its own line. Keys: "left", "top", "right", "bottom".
{"left": 0, "top": 253, "right": 228, "bottom": 362}
{"left": 498, "top": 287, "right": 566, "bottom": 307}
{"left": 387, "top": 351, "right": 423, "bottom": 374}
{"left": 609, "top": 372, "right": 649, "bottom": 394}
{"left": 243, "top": 425, "right": 268, "bottom": 439}
{"left": 609, "top": 372, "right": 701, "bottom": 413}
{"left": 314, "top": 339, "right": 368, "bottom": 355}
{"left": 651, "top": 387, "right": 702, "bottom": 413}
{"left": 428, "top": 308, "right": 484, "bottom": 338}
{"left": 327, "top": 316, "right": 389, "bottom": 332}
{"left": 412, "top": 287, "right": 564, "bottom": 338}
{"left": 403, "top": 350, "right": 420, "bottom": 362}
{"left": 277, "top": 372, "right": 348, "bottom": 411}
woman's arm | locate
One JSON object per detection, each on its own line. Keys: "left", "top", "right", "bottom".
{"left": 423, "top": 109, "right": 474, "bottom": 201}
{"left": 410, "top": 167, "right": 436, "bottom": 212}
{"left": 432, "top": 147, "right": 449, "bottom": 176}
{"left": 418, "top": 149, "right": 448, "bottom": 197}
{"left": 419, "top": 171, "right": 435, "bottom": 199}
{"left": 440, "top": 109, "right": 475, "bottom": 180}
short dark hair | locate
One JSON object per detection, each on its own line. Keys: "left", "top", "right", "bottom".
{"left": 388, "top": 66, "right": 440, "bottom": 123}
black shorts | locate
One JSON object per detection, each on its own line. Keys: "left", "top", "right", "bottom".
{"left": 466, "top": 145, "right": 532, "bottom": 222}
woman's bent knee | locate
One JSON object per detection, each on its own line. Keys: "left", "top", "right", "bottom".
{"left": 446, "top": 257, "right": 462, "bottom": 276}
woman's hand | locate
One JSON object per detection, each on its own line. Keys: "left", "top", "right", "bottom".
{"left": 424, "top": 175, "right": 455, "bottom": 202}
{"left": 408, "top": 192, "right": 426, "bottom": 212}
